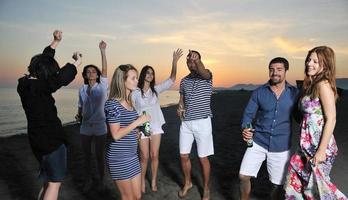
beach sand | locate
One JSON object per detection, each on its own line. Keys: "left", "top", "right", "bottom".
{"left": 0, "top": 90, "right": 347, "bottom": 200}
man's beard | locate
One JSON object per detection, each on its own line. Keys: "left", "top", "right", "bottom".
{"left": 270, "top": 76, "right": 281, "bottom": 85}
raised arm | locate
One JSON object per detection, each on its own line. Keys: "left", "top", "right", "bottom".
{"left": 189, "top": 50, "right": 211, "bottom": 80}
{"left": 43, "top": 30, "right": 62, "bottom": 57}
{"left": 170, "top": 48, "right": 183, "bottom": 81}
{"left": 313, "top": 81, "right": 336, "bottom": 165}
{"left": 47, "top": 52, "right": 81, "bottom": 92}
{"left": 45, "top": 30, "right": 81, "bottom": 92}
{"left": 50, "top": 30, "right": 62, "bottom": 49}
{"left": 99, "top": 40, "right": 107, "bottom": 77}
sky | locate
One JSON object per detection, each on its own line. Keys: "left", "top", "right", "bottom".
{"left": 0, "top": 0, "right": 347, "bottom": 88}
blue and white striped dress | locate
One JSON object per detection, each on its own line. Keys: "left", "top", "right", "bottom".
{"left": 104, "top": 99, "right": 140, "bottom": 180}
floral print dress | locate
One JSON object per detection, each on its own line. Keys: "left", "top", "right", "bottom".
{"left": 284, "top": 96, "right": 347, "bottom": 200}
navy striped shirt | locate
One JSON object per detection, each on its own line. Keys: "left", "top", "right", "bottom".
{"left": 180, "top": 72, "right": 213, "bottom": 121}
{"left": 104, "top": 99, "right": 140, "bottom": 180}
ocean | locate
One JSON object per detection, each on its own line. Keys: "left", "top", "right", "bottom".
{"left": 0, "top": 88, "right": 179, "bottom": 137}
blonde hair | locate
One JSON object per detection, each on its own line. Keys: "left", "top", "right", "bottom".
{"left": 302, "top": 46, "right": 337, "bottom": 100}
{"left": 109, "top": 64, "right": 138, "bottom": 105}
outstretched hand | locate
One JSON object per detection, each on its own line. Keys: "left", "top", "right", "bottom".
{"left": 173, "top": 48, "right": 183, "bottom": 63}
{"left": 99, "top": 40, "right": 107, "bottom": 51}
{"left": 53, "top": 30, "right": 62, "bottom": 42}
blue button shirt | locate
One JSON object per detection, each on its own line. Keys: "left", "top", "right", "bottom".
{"left": 241, "top": 81, "right": 299, "bottom": 152}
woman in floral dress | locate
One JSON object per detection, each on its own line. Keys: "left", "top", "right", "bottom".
{"left": 284, "top": 46, "right": 347, "bottom": 199}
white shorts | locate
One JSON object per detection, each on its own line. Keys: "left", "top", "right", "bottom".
{"left": 140, "top": 126, "right": 164, "bottom": 139}
{"left": 239, "top": 143, "right": 290, "bottom": 185}
{"left": 179, "top": 117, "right": 214, "bottom": 158}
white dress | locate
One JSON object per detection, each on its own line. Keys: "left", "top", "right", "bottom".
{"left": 131, "top": 78, "right": 174, "bottom": 136}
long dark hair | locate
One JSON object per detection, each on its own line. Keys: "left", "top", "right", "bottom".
{"left": 28, "top": 54, "right": 59, "bottom": 80}
{"left": 138, "top": 65, "right": 157, "bottom": 97}
{"left": 302, "top": 46, "right": 337, "bottom": 100}
{"left": 82, "top": 65, "right": 102, "bottom": 84}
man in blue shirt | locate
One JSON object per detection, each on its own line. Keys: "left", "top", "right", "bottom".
{"left": 239, "top": 57, "right": 299, "bottom": 200}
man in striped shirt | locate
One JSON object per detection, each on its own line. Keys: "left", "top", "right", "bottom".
{"left": 177, "top": 50, "right": 213, "bottom": 200}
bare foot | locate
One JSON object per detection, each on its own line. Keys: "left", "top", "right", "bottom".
{"left": 151, "top": 184, "right": 158, "bottom": 192}
{"left": 151, "top": 180, "right": 158, "bottom": 192}
{"left": 178, "top": 183, "right": 193, "bottom": 198}
{"left": 202, "top": 188, "right": 210, "bottom": 200}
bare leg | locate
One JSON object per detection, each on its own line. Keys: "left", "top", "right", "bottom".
{"left": 41, "top": 181, "right": 61, "bottom": 200}
{"left": 199, "top": 157, "right": 211, "bottom": 200}
{"left": 239, "top": 174, "right": 252, "bottom": 200}
{"left": 115, "top": 178, "right": 136, "bottom": 200}
{"left": 130, "top": 173, "right": 142, "bottom": 200}
{"left": 149, "top": 134, "right": 161, "bottom": 191}
{"left": 139, "top": 138, "right": 150, "bottom": 193}
{"left": 178, "top": 154, "right": 192, "bottom": 197}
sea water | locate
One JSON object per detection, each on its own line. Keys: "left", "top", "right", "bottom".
{"left": 0, "top": 88, "right": 179, "bottom": 137}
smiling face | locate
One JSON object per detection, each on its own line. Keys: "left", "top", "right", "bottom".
{"left": 269, "top": 63, "right": 287, "bottom": 85}
{"left": 125, "top": 69, "right": 138, "bottom": 91}
{"left": 145, "top": 68, "right": 154, "bottom": 83}
{"left": 306, "top": 52, "right": 323, "bottom": 77}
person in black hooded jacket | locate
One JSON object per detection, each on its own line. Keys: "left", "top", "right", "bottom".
{"left": 17, "top": 30, "right": 82, "bottom": 200}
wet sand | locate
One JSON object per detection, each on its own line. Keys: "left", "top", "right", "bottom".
{"left": 1, "top": 90, "right": 347, "bottom": 199}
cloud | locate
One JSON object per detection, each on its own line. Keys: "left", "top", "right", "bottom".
{"left": 142, "top": 35, "right": 186, "bottom": 44}
{"left": 336, "top": 47, "right": 348, "bottom": 55}
{"left": 136, "top": 17, "right": 286, "bottom": 58}
{"left": 272, "top": 37, "right": 309, "bottom": 53}
{"left": 65, "top": 32, "right": 118, "bottom": 41}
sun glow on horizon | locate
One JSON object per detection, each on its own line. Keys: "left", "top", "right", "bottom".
{"left": 0, "top": 0, "right": 347, "bottom": 88}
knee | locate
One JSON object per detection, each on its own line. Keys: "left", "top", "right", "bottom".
{"left": 141, "top": 153, "right": 149, "bottom": 162}
{"left": 150, "top": 151, "right": 159, "bottom": 161}
{"left": 239, "top": 174, "right": 251, "bottom": 183}
{"left": 199, "top": 157, "right": 209, "bottom": 164}
{"left": 180, "top": 154, "right": 190, "bottom": 161}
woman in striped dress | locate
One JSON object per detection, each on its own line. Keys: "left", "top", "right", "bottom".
{"left": 105, "top": 64, "right": 151, "bottom": 200}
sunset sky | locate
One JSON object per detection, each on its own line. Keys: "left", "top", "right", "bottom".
{"left": 1, "top": 0, "right": 347, "bottom": 88}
